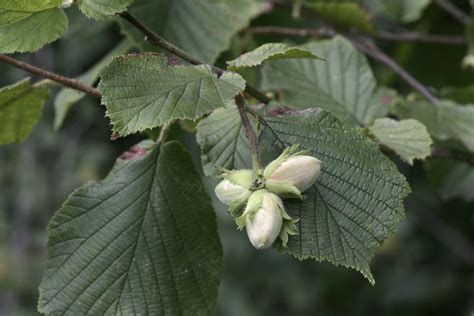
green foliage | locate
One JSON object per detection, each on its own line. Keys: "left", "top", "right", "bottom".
{"left": 364, "top": 0, "right": 430, "bottom": 23}
{"left": 78, "top": 0, "right": 134, "bottom": 20}
{"left": 303, "top": 0, "right": 373, "bottom": 33}
{"left": 99, "top": 53, "right": 245, "bottom": 136}
{"left": 0, "top": 0, "right": 63, "bottom": 11}
{"left": 368, "top": 118, "right": 433, "bottom": 165}
{"left": 394, "top": 100, "right": 474, "bottom": 152}
{"left": 0, "top": 79, "right": 50, "bottom": 145}
{"left": 38, "top": 141, "right": 223, "bottom": 315}
{"left": 260, "top": 36, "right": 378, "bottom": 125}
{"left": 441, "top": 84, "right": 474, "bottom": 104}
{"left": 262, "top": 109, "right": 410, "bottom": 283}
{"left": 426, "top": 159, "right": 474, "bottom": 202}
{"left": 196, "top": 107, "right": 255, "bottom": 176}
{"left": 0, "top": 4, "right": 68, "bottom": 53}
{"left": 54, "top": 40, "right": 133, "bottom": 130}
{"left": 227, "top": 43, "right": 321, "bottom": 70}
{"left": 120, "top": 0, "right": 263, "bottom": 63}
{"left": 1, "top": 0, "right": 472, "bottom": 312}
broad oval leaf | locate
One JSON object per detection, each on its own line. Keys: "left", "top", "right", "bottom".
{"left": 368, "top": 118, "right": 433, "bottom": 165}
{"left": 99, "top": 53, "right": 246, "bottom": 136}
{"left": 196, "top": 107, "right": 254, "bottom": 176}
{"left": 0, "top": 79, "right": 50, "bottom": 145}
{"left": 38, "top": 141, "right": 223, "bottom": 315}
{"left": 262, "top": 109, "right": 410, "bottom": 284}
{"left": 78, "top": 0, "right": 134, "bottom": 20}
{"left": 120, "top": 0, "right": 264, "bottom": 63}
{"left": 227, "top": 43, "right": 322, "bottom": 71}
{"left": 0, "top": 6, "right": 68, "bottom": 53}
{"left": 260, "top": 36, "right": 377, "bottom": 126}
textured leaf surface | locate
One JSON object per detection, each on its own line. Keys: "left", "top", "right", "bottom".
{"left": 0, "top": 79, "right": 50, "bottom": 145}
{"left": 54, "top": 40, "right": 132, "bottom": 130}
{"left": 38, "top": 141, "right": 222, "bottom": 315}
{"left": 394, "top": 100, "right": 474, "bottom": 152}
{"left": 196, "top": 107, "right": 254, "bottom": 176}
{"left": 0, "top": 4, "right": 68, "bottom": 53}
{"left": 304, "top": 1, "right": 373, "bottom": 32}
{"left": 121, "top": 0, "right": 263, "bottom": 63}
{"left": 365, "top": 0, "right": 430, "bottom": 23}
{"left": 99, "top": 53, "right": 246, "bottom": 136}
{"left": 260, "top": 36, "right": 377, "bottom": 125}
{"left": 262, "top": 109, "right": 410, "bottom": 283}
{"left": 368, "top": 118, "right": 433, "bottom": 165}
{"left": 0, "top": 1, "right": 62, "bottom": 11}
{"left": 227, "top": 43, "right": 321, "bottom": 70}
{"left": 78, "top": 0, "right": 134, "bottom": 20}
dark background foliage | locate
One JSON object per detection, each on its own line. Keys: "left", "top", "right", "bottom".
{"left": 0, "top": 2, "right": 473, "bottom": 315}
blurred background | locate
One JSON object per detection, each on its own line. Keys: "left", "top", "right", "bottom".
{"left": 1, "top": 1, "right": 474, "bottom": 315}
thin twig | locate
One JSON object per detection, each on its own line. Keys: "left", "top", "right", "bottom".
{"left": 375, "top": 30, "right": 465, "bottom": 45}
{"left": 432, "top": 0, "right": 470, "bottom": 26}
{"left": 246, "top": 26, "right": 465, "bottom": 45}
{"left": 235, "top": 94, "right": 262, "bottom": 174}
{"left": 432, "top": 147, "right": 474, "bottom": 166}
{"left": 350, "top": 38, "right": 438, "bottom": 103}
{"left": 245, "top": 26, "right": 336, "bottom": 38}
{"left": 245, "top": 25, "right": 438, "bottom": 104}
{"left": 118, "top": 12, "right": 271, "bottom": 104}
{"left": 0, "top": 54, "right": 101, "bottom": 98}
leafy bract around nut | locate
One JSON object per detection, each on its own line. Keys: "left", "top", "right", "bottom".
{"left": 264, "top": 145, "right": 322, "bottom": 198}
{"left": 236, "top": 190, "right": 298, "bottom": 249}
{"left": 215, "top": 169, "right": 253, "bottom": 217}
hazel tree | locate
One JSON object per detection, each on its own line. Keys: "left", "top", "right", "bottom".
{"left": 0, "top": 0, "right": 473, "bottom": 314}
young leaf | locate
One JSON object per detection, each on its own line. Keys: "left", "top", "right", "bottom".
{"left": 99, "top": 53, "right": 245, "bottom": 136}
{"left": 262, "top": 109, "right": 410, "bottom": 284}
{"left": 54, "top": 40, "right": 133, "bottom": 130}
{"left": 196, "top": 107, "right": 255, "bottom": 176}
{"left": 260, "top": 36, "right": 378, "bottom": 126}
{"left": 227, "top": 43, "right": 322, "bottom": 71}
{"left": 394, "top": 100, "right": 474, "bottom": 152}
{"left": 368, "top": 118, "right": 433, "bottom": 165}
{"left": 0, "top": 79, "right": 50, "bottom": 145}
{"left": 78, "top": 0, "right": 134, "bottom": 20}
{"left": 120, "top": 0, "right": 264, "bottom": 63}
{"left": 0, "top": 2, "right": 68, "bottom": 53}
{"left": 38, "top": 141, "right": 223, "bottom": 315}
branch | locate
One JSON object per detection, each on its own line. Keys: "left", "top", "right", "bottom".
{"left": 0, "top": 54, "right": 101, "bottom": 98}
{"left": 235, "top": 94, "right": 262, "bottom": 175}
{"left": 432, "top": 147, "right": 474, "bottom": 166}
{"left": 375, "top": 30, "right": 465, "bottom": 45}
{"left": 245, "top": 26, "right": 336, "bottom": 38}
{"left": 349, "top": 38, "right": 439, "bottom": 104}
{"left": 432, "top": 0, "right": 470, "bottom": 26}
{"left": 118, "top": 12, "right": 271, "bottom": 104}
{"left": 245, "top": 26, "right": 438, "bottom": 104}
{"left": 246, "top": 26, "right": 465, "bottom": 45}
